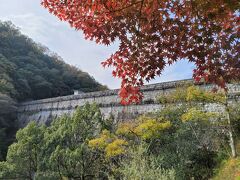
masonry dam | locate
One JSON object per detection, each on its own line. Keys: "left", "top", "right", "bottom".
{"left": 17, "top": 79, "right": 240, "bottom": 127}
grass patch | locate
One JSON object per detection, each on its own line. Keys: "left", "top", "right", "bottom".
{"left": 212, "top": 142, "right": 240, "bottom": 180}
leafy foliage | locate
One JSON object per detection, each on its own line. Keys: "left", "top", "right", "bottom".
{"left": 213, "top": 141, "right": 240, "bottom": 180}
{"left": 40, "top": 103, "right": 107, "bottom": 179}
{"left": 186, "top": 86, "right": 226, "bottom": 104}
{"left": 181, "top": 108, "right": 218, "bottom": 123}
{"left": 0, "top": 21, "right": 106, "bottom": 101}
{"left": 89, "top": 129, "right": 128, "bottom": 158}
{"left": 0, "top": 122, "right": 45, "bottom": 179}
{"left": 0, "top": 99, "right": 239, "bottom": 179}
{"left": 117, "top": 144, "right": 176, "bottom": 180}
{"left": 140, "top": 108, "right": 222, "bottom": 179}
{"left": 158, "top": 85, "right": 226, "bottom": 104}
{"left": 0, "top": 103, "right": 109, "bottom": 179}
{"left": 41, "top": 0, "right": 239, "bottom": 104}
{"left": 0, "top": 20, "right": 106, "bottom": 160}
{"left": 89, "top": 105, "right": 224, "bottom": 179}
{"left": 0, "top": 93, "right": 16, "bottom": 160}
{"left": 158, "top": 85, "right": 238, "bottom": 157}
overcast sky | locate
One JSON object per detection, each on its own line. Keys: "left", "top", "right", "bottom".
{"left": 0, "top": 0, "right": 194, "bottom": 89}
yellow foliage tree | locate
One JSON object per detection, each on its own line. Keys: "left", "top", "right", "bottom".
{"left": 158, "top": 85, "right": 237, "bottom": 158}
{"left": 89, "top": 130, "right": 128, "bottom": 158}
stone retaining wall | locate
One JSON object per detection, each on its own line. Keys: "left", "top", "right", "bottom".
{"left": 17, "top": 79, "right": 240, "bottom": 127}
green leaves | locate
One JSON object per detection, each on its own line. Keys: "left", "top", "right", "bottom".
{"left": 0, "top": 20, "right": 107, "bottom": 160}
{"left": 181, "top": 108, "right": 218, "bottom": 123}
{"left": 118, "top": 144, "right": 176, "bottom": 180}
{"left": 0, "top": 103, "right": 107, "bottom": 179}
{"left": 158, "top": 85, "right": 227, "bottom": 105}
{"left": 186, "top": 86, "right": 226, "bottom": 104}
{"left": 0, "top": 99, "right": 237, "bottom": 179}
{"left": 0, "top": 122, "right": 45, "bottom": 179}
{"left": 40, "top": 103, "right": 105, "bottom": 178}
{"left": 0, "top": 93, "right": 17, "bottom": 160}
{"left": 0, "top": 21, "right": 106, "bottom": 101}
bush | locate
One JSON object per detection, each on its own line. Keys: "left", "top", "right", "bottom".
{"left": 116, "top": 144, "right": 175, "bottom": 180}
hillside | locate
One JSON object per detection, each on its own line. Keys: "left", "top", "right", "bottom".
{"left": 0, "top": 21, "right": 106, "bottom": 101}
{"left": 0, "top": 21, "right": 107, "bottom": 160}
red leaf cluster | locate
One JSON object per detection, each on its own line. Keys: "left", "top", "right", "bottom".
{"left": 41, "top": 0, "right": 240, "bottom": 104}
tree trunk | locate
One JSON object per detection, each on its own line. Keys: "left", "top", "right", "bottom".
{"left": 226, "top": 105, "right": 237, "bottom": 158}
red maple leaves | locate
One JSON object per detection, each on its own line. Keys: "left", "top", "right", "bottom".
{"left": 41, "top": 0, "right": 240, "bottom": 104}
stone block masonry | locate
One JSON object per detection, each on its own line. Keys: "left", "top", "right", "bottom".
{"left": 17, "top": 79, "right": 240, "bottom": 127}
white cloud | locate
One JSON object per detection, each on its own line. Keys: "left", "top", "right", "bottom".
{"left": 1, "top": 13, "right": 55, "bottom": 43}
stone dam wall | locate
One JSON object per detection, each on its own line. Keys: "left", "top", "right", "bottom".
{"left": 17, "top": 79, "right": 240, "bottom": 127}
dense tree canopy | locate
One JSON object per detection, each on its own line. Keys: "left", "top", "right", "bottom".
{"left": 0, "top": 93, "right": 16, "bottom": 160}
{"left": 0, "top": 104, "right": 113, "bottom": 179}
{"left": 41, "top": 0, "right": 239, "bottom": 104}
{"left": 2, "top": 94, "right": 239, "bottom": 179}
{"left": 0, "top": 21, "right": 106, "bottom": 160}
{"left": 0, "top": 21, "right": 106, "bottom": 101}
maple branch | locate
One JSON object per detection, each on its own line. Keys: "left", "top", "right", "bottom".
{"left": 42, "top": 0, "right": 240, "bottom": 104}
{"left": 107, "top": 1, "right": 143, "bottom": 13}
{"left": 136, "top": 0, "right": 145, "bottom": 50}
{"left": 139, "top": 0, "right": 144, "bottom": 17}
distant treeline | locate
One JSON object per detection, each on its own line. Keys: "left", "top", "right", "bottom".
{"left": 0, "top": 21, "right": 107, "bottom": 160}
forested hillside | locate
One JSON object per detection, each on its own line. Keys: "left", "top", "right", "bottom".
{"left": 0, "top": 21, "right": 106, "bottom": 100}
{"left": 0, "top": 21, "right": 107, "bottom": 160}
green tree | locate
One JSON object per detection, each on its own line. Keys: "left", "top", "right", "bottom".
{"left": 0, "top": 93, "right": 17, "bottom": 160}
{"left": 0, "top": 122, "right": 45, "bottom": 179}
{"left": 117, "top": 143, "right": 175, "bottom": 180}
{"left": 0, "top": 20, "right": 107, "bottom": 99}
{"left": 158, "top": 85, "right": 238, "bottom": 158}
{"left": 0, "top": 103, "right": 109, "bottom": 179}
{"left": 41, "top": 103, "right": 107, "bottom": 179}
{"left": 0, "top": 20, "right": 107, "bottom": 160}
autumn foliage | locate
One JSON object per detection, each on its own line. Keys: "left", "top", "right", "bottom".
{"left": 41, "top": 0, "right": 240, "bottom": 104}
